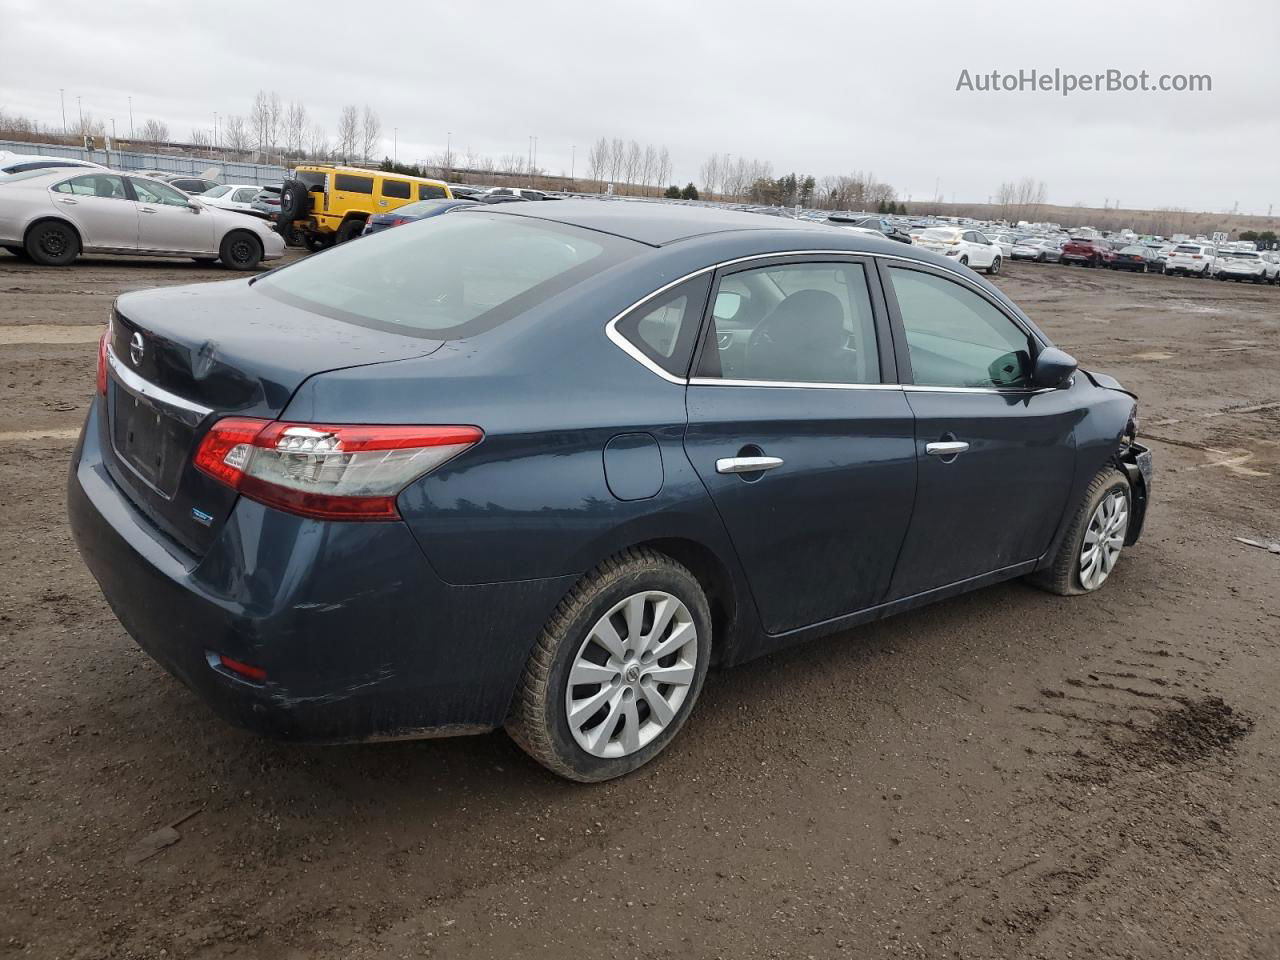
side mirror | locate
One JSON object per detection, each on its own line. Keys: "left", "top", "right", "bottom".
{"left": 1033, "top": 347, "right": 1078, "bottom": 388}
{"left": 187, "top": 199, "right": 202, "bottom": 213}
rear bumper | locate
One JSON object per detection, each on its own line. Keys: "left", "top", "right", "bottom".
{"left": 67, "top": 400, "right": 575, "bottom": 742}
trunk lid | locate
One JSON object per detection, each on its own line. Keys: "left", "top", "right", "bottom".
{"left": 103, "top": 278, "right": 442, "bottom": 556}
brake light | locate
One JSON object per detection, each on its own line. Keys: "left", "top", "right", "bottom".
{"left": 216, "top": 654, "right": 267, "bottom": 683}
{"left": 389, "top": 217, "right": 409, "bottom": 227}
{"left": 96, "top": 328, "right": 110, "bottom": 395}
{"left": 193, "top": 418, "right": 482, "bottom": 521}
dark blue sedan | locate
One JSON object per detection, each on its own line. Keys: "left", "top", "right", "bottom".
{"left": 360, "top": 197, "right": 479, "bottom": 235}
{"left": 68, "top": 201, "right": 1152, "bottom": 781}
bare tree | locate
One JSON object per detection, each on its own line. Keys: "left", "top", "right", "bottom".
{"left": 337, "top": 105, "right": 360, "bottom": 160}
{"left": 223, "top": 114, "right": 252, "bottom": 154}
{"left": 190, "top": 128, "right": 212, "bottom": 150}
{"left": 360, "top": 105, "right": 381, "bottom": 162}
{"left": 139, "top": 118, "right": 169, "bottom": 145}
{"left": 250, "top": 90, "right": 271, "bottom": 158}
{"left": 285, "top": 101, "right": 307, "bottom": 156}
{"left": 307, "top": 122, "right": 329, "bottom": 159}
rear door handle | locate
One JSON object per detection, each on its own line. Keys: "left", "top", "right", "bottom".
{"left": 56, "top": 197, "right": 79, "bottom": 205}
{"left": 716, "top": 456, "right": 784, "bottom": 475}
{"left": 140, "top": 206, "right": 157, "bottom": 214}
{"left": 925, "top": 441, "right": 969, "bottom": 457}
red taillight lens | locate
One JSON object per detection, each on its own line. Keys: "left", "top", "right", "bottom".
{"left": 96, "top": 329, "right": 109, "bottom": 395}
{"left": 193, "top": 418, "right": 482, "bottom": 521}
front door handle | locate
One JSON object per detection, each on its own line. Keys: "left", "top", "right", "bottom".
{"left": 925, "top": 441, "right": 969, "bottom": 457}
{"left": 139, "top": 206, "right": 157, "bottom": 214}
{"left": 716, "top": 456, "right": 784, "bottom": 475}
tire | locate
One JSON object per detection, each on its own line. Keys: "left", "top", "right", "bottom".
{"left": 335, "top": 218, "right": 365, "bottom": 244}
{"left": 305, "top": 234, "right": 332, "bottom": 252}
{"left": 218, "top": 230, "right": 262, "bottom": 271}
{"left": 278, "top": 180, "right": 310, "bottom": 223}
{"left": 958, "top": 255, "right": 969, "bottom": 267}
{"left": 1029, "top": 468, "right": 1132, "bottom": 596}
{"left": 1037, "top": 253, "right": 1046, "bottom": 263}
{"left": 25, "top": 220, "right": 80, "bottom": 266}
{"left": 506, "top": 548, "right": 713, "bottom": 782}
{"left": 986, "top": 256, "right": 1001, "bottom": 275}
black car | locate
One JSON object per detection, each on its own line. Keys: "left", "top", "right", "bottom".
{"left": 69, "top": 201, "right": 1151, "bottom": 782}
{"left": 1111, "top": 244, "right": 1162, "bottom": 273}
{"left": 361, "top": 197, "right": 480, "bottom": 235}
{"left": 827, "top": 214, "right": 913, "bottom": 244}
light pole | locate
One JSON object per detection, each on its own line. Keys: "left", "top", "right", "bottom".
{"left": 76, "top": 96, "right": 83, "bottom": 136}
{"left": 393, "top": 127, "right": 397, "bottom": 164}
{"left": 570, "top": 144, "right": 575, "bottom": 184}
{"left": 213, "top": 112, "right": 219, "bottom": 150}
{"left": 59, "top": 88, "right": 66, "bottom": 135}
{"left": 128, "top": 96, "right": 134, "bottom": 139}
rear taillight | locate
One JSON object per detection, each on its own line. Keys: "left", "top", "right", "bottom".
{"left": 96, "top": 328, "right": 109, "bottom": 396}
{"left": 193, "top": 418, "right": 482, "bottom": 521}
{"left": 390, "top": 217, "right": 409, "bottom": 227}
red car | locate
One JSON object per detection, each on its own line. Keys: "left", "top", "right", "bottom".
{"left": 1060, "top": 238, "right": 1114, "bottom": 268}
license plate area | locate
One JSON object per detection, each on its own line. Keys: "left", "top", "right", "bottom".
{"left": 109, "top": 380, "right": 193, "bottom": 498}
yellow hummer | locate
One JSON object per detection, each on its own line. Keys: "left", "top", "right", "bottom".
{"left": 281, "top": 164, "right": 453, "bottom": 248}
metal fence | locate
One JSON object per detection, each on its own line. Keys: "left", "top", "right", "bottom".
{"left": 0, "top": 139, "right": 288, "bottom": 185}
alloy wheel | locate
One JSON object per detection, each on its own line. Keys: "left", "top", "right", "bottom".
{"left": 1080, "top": 489, "right": 1129, "bottom": 590}
{"left": 565, "top": 590, "right": 698, "bottom": 758}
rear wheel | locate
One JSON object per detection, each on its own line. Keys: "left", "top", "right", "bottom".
{"left": 1029, "top": 468, "right": 1131, "bottom": 596}
{"left": 305, "top": 234, "right": 332, "bottom": 252}
{"left": 958, "top": 255, "right": 969, "bottom": 267}
{"left": 219, "top": 230, "right": 262, "bottom": 271}
{"left": 507, "top": 548, "right": 712, "bottom": 782}
{"left": 986, "top": 256, "right": 1001, "bottom": 275}
{"left": 335, "top": 218, "right": 365, "bottom": 244}
{"left": 25, "top": 221, "right": 80, "bottom": 266}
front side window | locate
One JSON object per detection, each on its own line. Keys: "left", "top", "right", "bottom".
{"left": 131, "top": 178, "right": 189, "bottom": 206}
{"left": 887, "top": 267, "right": 1033, "bottom": 389}
{"left": 695, "top": 261, "right": 880, "bottom": 385}
{"left": 615, "top": 276, "right": 711, "bottom": 377}
{"left": 255, "top": 211, "right": 638, "bottom": 339}
{"left": 54, "top": 174, "right": 129, "bottom": 199}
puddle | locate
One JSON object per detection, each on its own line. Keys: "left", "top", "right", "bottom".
{"left": 1131, "top": 351, "right": 1174, "bottom": 361}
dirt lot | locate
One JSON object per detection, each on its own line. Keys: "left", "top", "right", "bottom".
{"left": 1, "top": 251, "right": 1278, "bottom": 960}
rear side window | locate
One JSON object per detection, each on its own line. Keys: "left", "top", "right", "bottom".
{"left": 614, "top": 276, "right": 712, "bottom": 377}
{"left": 695, "top": 262, "right": 880, "bottom": 385}
{"left": 255, "top": 211, "right": 639, "bottom": 339}
{"left": 381, "top": 179, "right": 410, "bottom": 199}
{"left": 887, "top": 267, "right": 1033, "bottom": 389}
{"left": 334, "top": 174, "right": 373, "bottom": 194}
{"left": 54, "top": 174, "right": 129, "bottom": 199}
{"left": 419, "top": 184, "right": 447, "bottom": 200}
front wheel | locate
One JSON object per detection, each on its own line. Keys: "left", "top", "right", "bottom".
{"left": 219, "top": 231, "right": 263, "bottom": 270}
{"left": 335, "top": 218, "right": 365, "bottom": 244}
{"left": 1029, "top": 468, "right": 1131, "bottom": 596}
{"left": 958, "top": 255, "right": 969, "bottom": 267}
{"left": 507, "top": 548, "right": 712, "bottom": 782}
{"left": 986, "top": 256, "right": 1001, "bottom": 275}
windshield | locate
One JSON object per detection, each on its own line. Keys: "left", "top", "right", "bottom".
{"left": 921, "top": 228, "right": 959, "bottom": 242}
{"left": 1120, "top": 245, "right": 1144, "bottom": 254}
{"left": 0, "top": 169, "right": 62, "bottom": 185}
{"left": 203, "top": 185, "right": 233, "bottom": 198}
{"left": 255, "top": 211, "right": 638, "bottom": 339}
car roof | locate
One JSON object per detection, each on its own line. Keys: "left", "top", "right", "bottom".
{"left": 477, "top": 198, "right": 821, "bottom": 247}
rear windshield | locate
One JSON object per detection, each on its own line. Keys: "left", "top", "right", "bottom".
{"left": 921, "top": 228, "right": 959, "bottom": 241}
{"left": 1221, "top": 250, "right": 1257, "bottom": 259}
{"left": 255, "top": 211, "right": 638, "bottom": 339}
{"left": 1174, "top": 245, "right": 1202, "bottom": 253}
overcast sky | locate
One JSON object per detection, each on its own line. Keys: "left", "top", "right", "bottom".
{"left": 2, "top": 0, "right": 1277, "bottom": 214}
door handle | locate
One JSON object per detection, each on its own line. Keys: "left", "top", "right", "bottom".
{"left": 56, "top": 197, "right": 79, "bottom": 205}
{"left": 139, "top": 207, "right": 157, "bottom": 214}
{"left": 716, "top": 456, "right": 784, "bottom": 475}
{"left": 925, "top": 441, "right": 969, "bottom": 457}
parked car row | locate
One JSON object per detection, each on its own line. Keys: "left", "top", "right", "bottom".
{"left": 0, "top": 167, "right": 284, "bottom": 268}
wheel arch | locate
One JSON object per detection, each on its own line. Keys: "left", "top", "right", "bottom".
{"left": 628, "top": 536, "right": 742, "bottom": 667}
{"left": 24, "top": 216, "right": 83, "bottom": 249}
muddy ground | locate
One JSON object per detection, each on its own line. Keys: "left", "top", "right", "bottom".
{"left": 1, "top": 250, "right": 1278, "bottom": 960}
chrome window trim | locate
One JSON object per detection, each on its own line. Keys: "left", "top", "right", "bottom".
{"left": 605, "top": 249, "right": 1046, "bottom": 387}
{"left": 107, "top": 344, "right": 214, "bottom": 421}
{"left": 689, "top": 377, "right": 901, "bottom": 391}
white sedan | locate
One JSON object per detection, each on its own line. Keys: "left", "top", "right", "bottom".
{"left": 199, "top": 183, "right": 270, "bottom": 217}
{"left": 0, "top": 168, "right": 284, "bottom": 269}
{"left": 913, "top": 227, "right": 1003, "bottom": 274}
